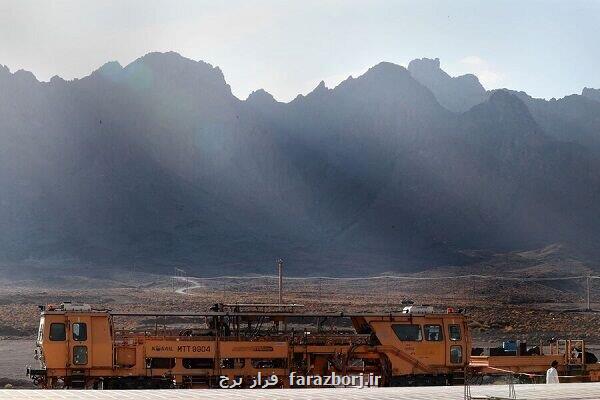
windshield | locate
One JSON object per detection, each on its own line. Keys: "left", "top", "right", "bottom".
{"left": 37, "top": 316, "right": 44, "bottom": 344}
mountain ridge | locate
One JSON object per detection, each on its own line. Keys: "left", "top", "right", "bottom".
{"left": 2, "top": 52, "right": 592, "bottom": 104}
{"left": 1, "top": 51, "right": 600, "bottom": 275}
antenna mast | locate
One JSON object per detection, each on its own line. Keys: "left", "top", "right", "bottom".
{"left": 277, "top": 258, "right": 284, "bottom": 304}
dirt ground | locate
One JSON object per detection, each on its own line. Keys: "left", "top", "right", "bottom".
{"left": 1, "top": 269, "right": 599, "bottom": 341}
{"left": 0, "top": 339, "right": 36, "bottom": 387}
{"left": 2, "top": 258, "right": 600, "bottom": 384}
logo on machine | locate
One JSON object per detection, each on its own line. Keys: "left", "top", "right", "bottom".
{"left": 151, "top": 345, "right": 173, "bottom": 352}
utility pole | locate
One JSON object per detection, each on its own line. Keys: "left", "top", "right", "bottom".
{"left": 277, "top": 259, "right": 284, "bottom": 304}
{"left": 587, "top": 276, "right": 591, "bottom": 311}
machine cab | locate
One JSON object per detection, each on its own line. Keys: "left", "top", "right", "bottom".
{"left": 35, "top": 303, "right": 113, "bottom": 373}
{"left": 357, "top": 306, "right": 470, "bottom": 381}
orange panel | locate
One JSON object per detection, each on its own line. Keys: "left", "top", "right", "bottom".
{"left": 116, "top": 347, "right": 136, "bottom": 367}
{"left": 91, "top": 316, "right": 113, "bottom": 367}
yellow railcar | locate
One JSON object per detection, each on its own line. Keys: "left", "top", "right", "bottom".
{"left": 27, "top": 302, "right": 470, "bottom": 388}
{"left": 31, "top": 302, "right": 600, "bottom": 389}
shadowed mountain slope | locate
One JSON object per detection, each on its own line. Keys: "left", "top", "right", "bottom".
{"left": 1, "top": 53, "right": 600, "bottom": 275}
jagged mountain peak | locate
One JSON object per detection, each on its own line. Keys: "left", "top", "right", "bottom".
{"left": 482, "top": 89, "right": 531, "bottom": 111}
{"left": 408, "top": 57, "right": 487, "bottom": 113}
{"left": 333, "top": 61, "right": 425, "bottom": 95}
{"left": 130, "top": 51, "right": 196, "bottom": 66}
{"left": 312, "top": 60, "right": 451, "bottom": 124}
{"left": 306, "top": 80, "right": 329, "bottom": 97}
{"left": 290, "top": 80, "right": 331, "bottom": 104}
{"left": 362, "top": 61, "right": 409, "bottom": 80}
{"left": 77, "top": 51, "right": 231, "bottom": 96}
{"left": 87, "top": 61, "right": 125, "bottom": 83}
{"left": 465, "top": 89, "right": 542, "bottom": 141}
{"left": 85, "top": 51, "right": 235, "bottom": 99}
{"left": 456, "top": 73, "right": 482, "bottom": 85}
{"left": 93, "top": 60, "right": 123, "bottom": 74}
{"left": 315, "top": 80, "right": 327, "bottom": 89}
{"left": 13, "top": 69, "right": 39, "bottom": 84}
{"left": 49, "top": 75, "right": 66, "bottom": 84}
{"left": 473, "top": 90, "right": 532, "bottom": 117}
{"left": 488, "top": 89, "right": 524, "bottom": 104}
{"left": 126, "top": 51, "right": 224, "bottom": 80}
{"left": 583, "top": 87, "right": 600, "bottom": 103}
{"left": 408, "top": 57, "right": 445, "bottom": 74}
{"left": 0, "top": 65, "right": 38, "bottom": 83}
{"left": 246, "top": 88, "right": 278, "bottom": 105}
{"left": 247, "top": 88, "right": 275, "bottom": 101}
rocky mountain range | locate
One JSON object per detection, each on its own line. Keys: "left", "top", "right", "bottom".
{"left": 1, "top": 53, "right": 600, "bottom": 275}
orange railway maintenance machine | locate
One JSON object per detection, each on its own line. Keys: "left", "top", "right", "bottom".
{"left": 27, "top": 302, "right": 470, "bottom": 388}
{"left": 27, "top": 302, "right": 600, "bottom": 389}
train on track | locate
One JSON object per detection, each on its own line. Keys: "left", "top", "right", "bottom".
{"left": 26, "top": 301, "right": 600, "bottom": 389}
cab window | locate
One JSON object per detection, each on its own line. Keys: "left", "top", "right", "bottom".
{"left": 73, "top": 323, "right": 87, "bottom": 341}
{"left": 449, "top": 324, "right": 461, "bottom": 341}
{"left": 392, "top": 324, "right": 422, "bottom": 341}
{"left": 424, "top": 325, "right": 443, "bottom": 341}
{"left": 450, "top": 345, "right": 463, "bottom": 364}
{"left": 49, "top": 323, "right": 66, "bottom": 341}
{"left": 73, "top": 346, "right": 88, "bottom": 365}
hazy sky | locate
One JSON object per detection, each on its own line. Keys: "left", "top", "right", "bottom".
{"left": 0, "top": 0, "right": 598, "bottom": 102}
